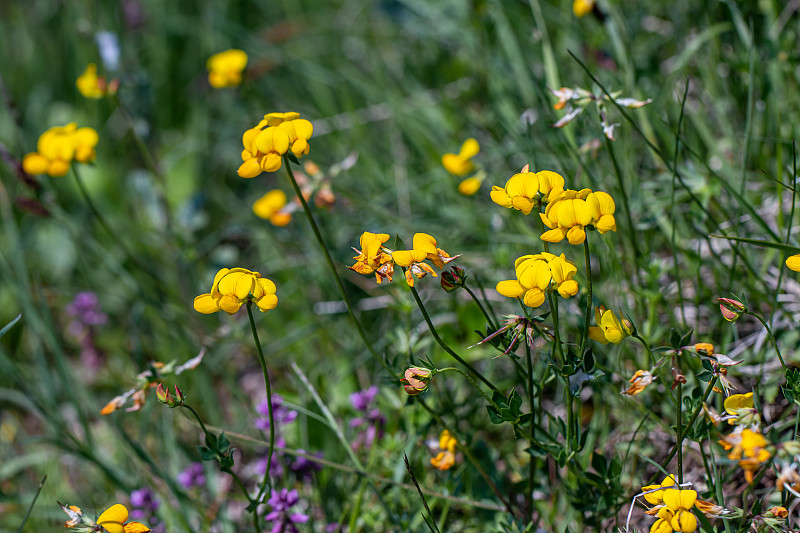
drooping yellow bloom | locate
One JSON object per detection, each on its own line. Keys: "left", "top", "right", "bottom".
{"left": 253, "top": 189, "right": 293, "bottom": 226}
{"left": 238, "top": 112, "right": 313, "bottom": 177}
{"left": 431, "top": 430, "right": 457, "bottom": 471}
{"left": 623, "top": 369, "right": 653, "bottom": 395}
{"left": 496, "top": 252, "right": 578, "bottom": 308}
{"left": 723, "top": 392, "right": 753, "bottom": 415}
{"left": 96, "top": 504, "right": 151, "bottom": 533}
{"left": 540, "top": 189, "right": 616, "bottom": 245}
{"left": 490, "top": 168, "right": 565, "bottom": 215}
{"left": 22, "top": 123, "right": 99, "bottom": 177}
{"left": 572, "top": 0, "right": 596, "bottom": 17}
{"left": 76, "top": 63, "right": 119, "bottom": 99}
{"left": 207, "top": 49, "right": 248, "bottom": 88}
{"left": 787, "top": 254, "right": 800, "bottom": 272}
{"left": 392, "top": 233, "right": 459, "bottom": 287}
{"left": 194, "top": 268, "right": 278, "bottom": 315}
{"left": 348, "top": 231, "right": 395, "bottom": 284}
{"left": 588, "top": 306, "right": 632, "bottom": 344}
{"left": 442, "top": 138, "right": 479, "bottom": 176}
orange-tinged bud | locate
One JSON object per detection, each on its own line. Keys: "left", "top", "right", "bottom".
{"left": 718, "top": 297, "right": 746, "bottom": 322}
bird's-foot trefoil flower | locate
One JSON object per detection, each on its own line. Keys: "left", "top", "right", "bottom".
{"left": 253, "top": 189, "right": 295, "bottom": 226}
{"left": 539, "top": 189, "right": 617, "bottom": 244}
{"left": 61, "top": 502, "right": 151, "bottom": 533}
{"left": 430, "top": 430, "right": 458, "bottom": 471}
{"left": 401, "top": 366, "right": 433, "bottom": 395}
{"left": 490, "top": 166, "right": 565, "bottom": 214}
{"left": 76, "top": 63, "right": 119, "bottom": 99}
{"left": 496, "top": 252, "right": 578, "bottom": 308}
{"left": 442, "top": 138, "right": 479, "bottom": 176}
{"left": 392, "top": 233, "right": 460, "bottom": 287}
{"left": 623, "top": 369, "right": 653, "bottom": 396}
{"left": 207, "top": 49, "right": 248, "bottom": 88}
{"left": 23, "top": 123, "right": 99, "bottom": 177}
{"left": 237, "top": 112, "right": 313, "bottom": 177}
{"left": 588, "top": 306, "right": 633, "bottom": 344}
{"left": 348, "top": 231, "right": 394, "bottom": 283}
{"left": 193, "top": 268, "right": 278, "bottom": 314}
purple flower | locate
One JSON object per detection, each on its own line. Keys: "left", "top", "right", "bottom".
{"left": 66, "top": 292, "right": 108, "bottom": 327}
{"left": 290, "top": 450, "right": 323, "bottom": 478}
{"left": 264, "top": 488, "right": 309, "bottom": 533}
{"left": 255, "top": 394, "right": 297, "bottom": 432}
{"left": 349, "top": 386, "right": 378, "bottom": 412}
{"left": 256, "top": 454, "right": 285, "bottom": 479}
{"left": 177, "top": 462, "right": 206, "bottom": 489}
{"left": 129, "top": 488, "right": 158, "bottom": 520}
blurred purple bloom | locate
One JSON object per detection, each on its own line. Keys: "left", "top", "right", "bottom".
{"left": 66, "top": 292, "right": 108, "bottom": 327}
{"left": 264, "top": 488, "right": 309, "bottom": 533}
{"left": 257, "top": 454, "right": 285, "bottom": 479}
{"left": 290, "top": 450, "right": 323, "bottom": 478}
{"left": 255, "top": 394, "right": 297, "bottom": 432}
{"left": 177, "top": 462, "right": 206, "bottom": 489}
{"left": 349, "top": 386, "right": 378, "bottom": 411}
{"left": 129, "top": 488, "right": 158, "bottom": 520}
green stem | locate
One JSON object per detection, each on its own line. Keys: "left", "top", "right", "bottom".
{"left": 566, "top": 385, "right": 574, "bottom": 454}
{"left": 794, "top": 408, "right": 799, "bottom": 440}
{"left": 246, "top": 302, "right": 275, "bottom": 508}
{"left": 525, "top": 335, "right": 535, "bottom": 521}
{"left": 407, "top": 283, "right": 498, "bottom": 392}
{"left": 547, "top": 292, "right": 565, "bottom": 362}
{"left": 676, "top": 365, "right": 683, "bottom": 484}
{"left": 579, "top": 237, "right": 592, "bottom": 358}
{"left": 282, "top": 156, "right": 391, "bottom": 374}
{"left": 464, "top": 284, "right": 498, "bottom": 331}
{"left": 749, "top": 311, "right": 786, "bottom": 370}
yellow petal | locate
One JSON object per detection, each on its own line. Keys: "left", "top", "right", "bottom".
{"left": 260, "top": 153, "right": 282, "bottom": 172}
{"left": 490, "top": 187, "right": 512, "bottom": 208}
{"left": 510, "top": 196, "right": 534, "bottom": 215}
{"left": 256, "top": 293, "right": 278, "bottom": 312}
{"left": 458, "top": 177, "right": 481, "bottom": 196}
{"left": 392, "top": 249, "right": 426, "bottom": 267}
{"left": 22, "top": 153, "right": 49, "bottom": 175}
{"left": 441, "top": 153, "right": 471, "bottom": 176}
{"left": 496, "top": 280, "right": 526, "bottom": 298}
{"left": 588, "top": 327, "right": 609, "bottom": 344}
{"left": 458, "top": 138, "right": 479, "bottom": 159}
{"left": 238, "top": 158, "right": 263, "bottom": 178}
{"left": 540, "top": 228, "right": 566, "bottom": 243}
{"left": 124, "top": 522, "right": 151, "bottom": 533}
{"left": 193, "top": 294, "right": 220, "bottom": 314}
{"left": 292, "top": 119, "right": 313, "bottom": 140}
{"left": 595, "top": 214, "right": 617, "bottom": 233}
{"left": 536, "top": 170, "right": 564, "bottom": 194}
{"left": 412, "top": 233, "right": 438, "bottom": 255}
{"left": 787, "top": 254, "right": 800, "bottom": 272}
{"left": 48, "top": 159, "right": 70, "bottom": 177}
{"left": 97, "top": 504, "right": 128, "bottom": 533}
{"left": 523, "top": 288, "right": 545, "bottom": 308}
{"left": 218, "top": 294, "right": 243, "bottom": 314}
{"left": 556, "top": 279, "right": 578, "bottom": 298}
{"left": 566, "top": 226, "right": 586, "bottom": 245}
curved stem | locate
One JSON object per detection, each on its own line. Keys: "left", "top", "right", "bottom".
{"left": 632, "top": 334, "right": 657, "bottom": 366}
{"left": 282, "top": 157, "right": 391, "bottom": 374}
{"left": 246, "top": 302, "right": 275, "bottom": 508}
{"left": 407, "top": 283, "right": 497, "bottom": 392}
{"left": 464, "top": 285, "right": 497, "bottom": 331}
{"left": 749, "top": 311, "right": 786, "bottom": 370}
{"left": 437, "top": 367, "right": 494, "bottom": 406}
{"left": 579, "top": 237, "right": 592, "bottom": 358}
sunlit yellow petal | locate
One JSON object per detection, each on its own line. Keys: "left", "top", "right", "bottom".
{"left": 193, "top": 294, "right": 220, "bottom": 314}
{"left": 97, "top": 504, "right": 128, "bottom": 533}
{"left": 496, "top": 280, "right": 526, "bottom": 298}
{"left": 458, "top": 138, "right": 480, "bottom": 159}
{"left": 787, "top": 254, "right": 800, "bottom": 272}
{"left": 523, "top": 288, "right": 546, "bottom": 308}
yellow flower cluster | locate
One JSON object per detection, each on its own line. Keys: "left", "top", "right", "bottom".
{"left": 194, "top": 268, "right": 278, "bottom": 315}
{"left": 442, "top": 138, "right": 484, "bottom": 196}
{"left": 588, "top": 306, "right": 632, "bottom": 344}
{"left": 719, "top": 427, "right": 771, "bottom": 483}
{"left": 22, "top": 123, "right": 99, "bottom": 177}
{"left": 206, "top": 49, "right": 248, "bottom": 88}
{"left": 490, "top": 168, "right": 565, "bottom": 214}
{"left": 496, "top": 252, "right": 578, "bottom": 308}
{"left": 62, "top": 502, "right": 150, "bottom": 533}
{"left": 238, "top": 112, "right": 313, "bottom": 178}
{"left": 76, "top": 63, "right": 119, "bottom": 99}
{"left": 253, "top": 189, "right": 293, "bottom": 226}
{"left": 430, "top": 430, "right": 457, "bottom": 471}
{"left": 348, "top": 231, "right": 459, "bottom": 287}
{"left": 640, "top": 477, "right": 697, "bottom": 533}
{"left": 540, "top": 189, "right": 616, "bottom": 245}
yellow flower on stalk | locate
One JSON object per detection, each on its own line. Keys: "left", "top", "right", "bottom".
{"left": 588, "top": 306, "right": 632, "bottom": 344}
{"left": 490, "top": 167, "right": 565, "bottom": 215}
{"left": 392, "top": 233, "right": 459, "bottom": 287}
{"left": 641, "top": 475, "right": 678, "bottom": 505}
{"left": 786, "top": 254, "right": 800, "bottom": 272}
{"left": 253, "top": 189, "right": 293, "bottom": 226}
{"left": 724, "top": 392, "right": 753, "bottom": 415}
{"left": 96, "top": 504, "right": 150, "bottom": 533}
{"left": 661, "top": 489, "right": 698, "bottom": 532}
{"left": 238, "top": 112, "right": 313, "bottom": 178}
{"left": 539, "top": 189, "right": 617, "bottom": 245}
{"left": 76, "top": 63, "right": 119, "bottom": 99}
{"left": 572, "top": 0, "right": 596, "bottom": 17}
{"left": 431, "top": 430, "right": 457, "bottom": 470}
{"left": 496, "top": 252, "right": 578, "bottom": 308}
{"left": 22, "top": 123, "right": 99, "bottom": 177}
{"left": 348, "top": 231, "right": 395, "bottom": 284}
{"left": 442, "top": 138, "right": 479, "bottom": 176}
{"left": 194, "top": 268, "right": 278, "bottom": 315}
{"left": 206, "top": 49, "right": 248, "bottom": 88}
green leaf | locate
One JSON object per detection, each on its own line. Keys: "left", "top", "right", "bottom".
{"left": 709, "top": 234, "right": 800, "bottom": 254}
{"left": 696, "top": 370, "right": 712, "bottom": 382}
{"left": 0, "top": 314, "right": 21, "bottom": 340}
{"left": 198, "top": 446, "right": 216, "bottom": 461}
{"left": 669, "top": 329, "right": 681, "bottom": 349}
{"left": 679, "top": 329, "right": 693, "bottom": 349}
{"left": 218, "top": 432, "right": 230, "bottom": 451}
{"left": 486, "top": 405, "right": 502, "bottom": 424}
{"left": 507, "top": 389, "right": 522, "bottom": 417}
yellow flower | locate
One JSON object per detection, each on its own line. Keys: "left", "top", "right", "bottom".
{"left": 573, "top": 0, "right": 596, "bottom": 17}
{"left": 693, "top": 342, "right": 714, "bottom": 355}
{"left": 431, "top": 430, "right": 457, "bottom": 470}
{"left": 496, "top": 252, "right": 578, "bottom": 308}
{"left": 623, "top": 369, "right": 653, "bottom": 395}
{"left": 76, "top": 63, "right": 118, "bottom": 99}
{"left": 442, "top": 138, "right": 479, "bottom": 176}
{"left": 348, "top": 231, "right": 395, "bottom": 283}
{"left": 392, "top": 233, "right": 459, "bottom": 287}
{"left": 193, "top": 268, "right": 278, "bottom": 314}
{"left": 238, "top": 113, "right": 313, "bottom": 178}
{"left": 458, "top": 176, "right": 482, "bottom": 196}
{"left": 787, "top": 254, "right": 800, "bottom": 272}
{"left": 540, "top": 189, "right": 616, "bottom": 245}
{"left": 641, "top": 475, "right": 677, "bottom": 505}
{"left": 723, "top": 392, "right": 753, "bottom": 415}
{"left": 207, "top": 49, "right": 248, "bottom": 88}
{"left": 22, "top": 123, "right": 99, "bottom": 177}
{"left": 490, "top": 168, "right": 565, "bottom": 215}
{"left": 650, "top": 508, "right": 675, "bottom": 533}
{"left": 662, "top": 489, "right": 698, "bottom": 532}
{"left": 720, "top": 428, "right": 771, "bottom": 483}
{"left": 588, "top": 306, "right": 632, "bottom": 344}
{"left": 96, "top": 504, "right": 151, "bottom": 533}
{"left": 253, "top": 189, "right": 293, "bottom": 226}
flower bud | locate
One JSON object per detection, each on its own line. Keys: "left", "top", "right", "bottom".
{"left": 718, "top": 297, "right": 746, "bottom": 322}
{"left": 440, "top": 266, "right": 467, "bottom": 293}
{"left": 401, "top": 367, "right": 432, "bottom": 396}
{"left": 156, "top": 382, "right": 183, "bottom": 407}
{"left": 174, "top": 385, "right": 185, "bottom": 404}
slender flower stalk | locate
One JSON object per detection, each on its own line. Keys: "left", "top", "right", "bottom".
{"left": 283, "top": 156, "right": 391, "bottom": 373}
{"left": 748, "top": 311, "right": 786, "bottom": 370}
{"left": 407, "top": 283, "right": 498, "bottom": 392}
{"left": 676, "top": 354, "right": 683, "bottom": 484}
{"left": 464, "top": 284, "right": 498, "bottom": 331}
{"left": 525, "top": 338, "right": 535, "bottom": 521}
{"left": 579, "top": 237, "right": 592, "bottom": 358}
{"left": 246, "top": 302, "right": 275, "bottom": 507}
